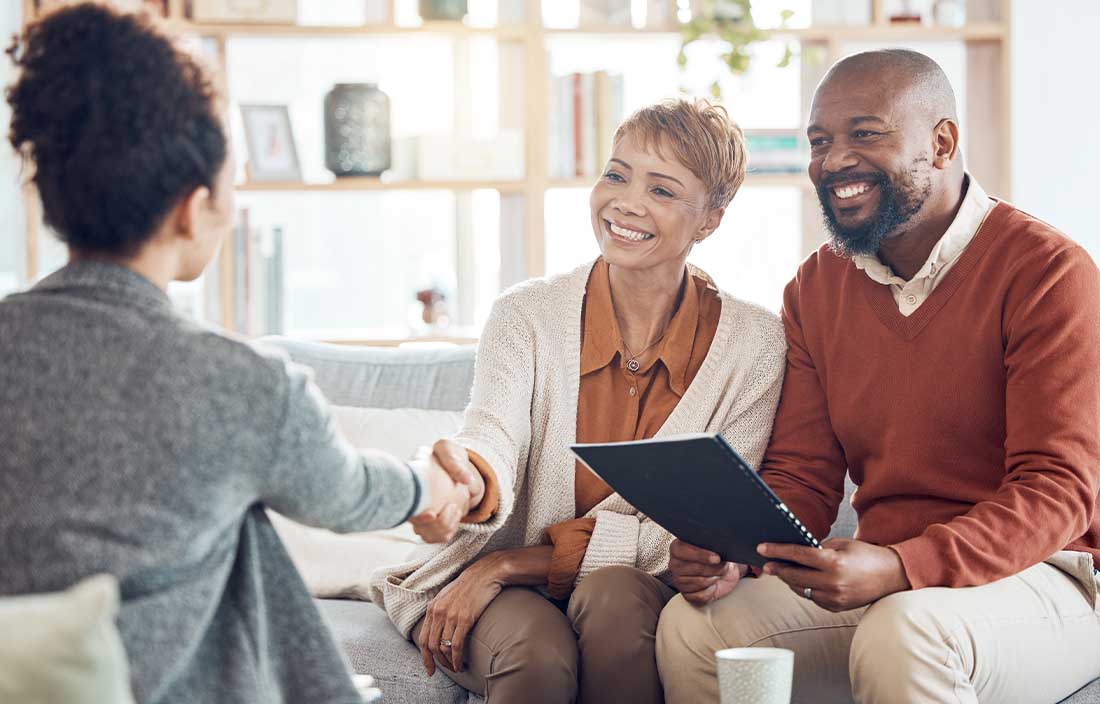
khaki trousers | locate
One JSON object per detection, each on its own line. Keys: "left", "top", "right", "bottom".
{"left": 412, "top": 565, "right": 676, "bottom": 704}
{"left": 656, "top": 553, "right": 1100, "bottom": 704}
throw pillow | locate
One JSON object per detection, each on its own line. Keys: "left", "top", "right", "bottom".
{"left": 0, "top": 574, "right": 135, "bottom": 704}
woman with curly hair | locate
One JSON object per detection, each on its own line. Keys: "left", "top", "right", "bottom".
{"left": 0, "top": 4, "right": 486, "bottom": 703}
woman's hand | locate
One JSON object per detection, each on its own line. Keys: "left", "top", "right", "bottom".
{"left": 418, "top": 552, "right": 507, "bottom": 675}
{"left": 408, "top": 439, "right": 486, "bottom": 543}
{"left": 428, "top": 439, "right": 486, "bottom": 508}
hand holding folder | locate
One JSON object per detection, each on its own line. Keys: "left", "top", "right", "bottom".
{"left": 570, "top": 433, "right": 820, "bottom": 568}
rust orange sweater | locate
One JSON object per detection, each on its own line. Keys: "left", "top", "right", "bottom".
{"left": 760, "top": 200, "right": 1100, "bottom": 588}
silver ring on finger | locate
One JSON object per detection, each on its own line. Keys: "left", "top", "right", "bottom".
{"left": 803, "top": 587, "right": 812, "bottom": 600}
{"left": 440, "top": 639, "right": 453, "bottom": 648}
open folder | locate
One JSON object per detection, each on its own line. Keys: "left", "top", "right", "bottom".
{"left": 571, "top": 433, "right": 820, "bottom": 567}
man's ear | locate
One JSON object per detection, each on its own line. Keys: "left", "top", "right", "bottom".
{"left": 172, "top": 185, "right": 210, "bottom": 242}
{"left": 932, "top": 118, "right": 960, "bottom": 169}
{"left": 697, "top": 207, "right": 725, "bottom": 242}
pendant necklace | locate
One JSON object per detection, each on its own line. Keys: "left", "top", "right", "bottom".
{"left": 622, "top": 332, "right": 666, "bottom": 373}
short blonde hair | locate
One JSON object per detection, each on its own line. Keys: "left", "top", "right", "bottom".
{"left": 613, "top": 98, "right": 747, "bottom": 211}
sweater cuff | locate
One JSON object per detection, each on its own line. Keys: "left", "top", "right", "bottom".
{"left": 890, "top": 535, "right": 947, "bottom": 590}
{"left": 545, "top": 518, "right": 597, "bottom": 599}
{"left": 461, "top": 449, "right": 500, "bottom": 524}
{"left": 576, "top": 510, "right": 639, "bottom": 585}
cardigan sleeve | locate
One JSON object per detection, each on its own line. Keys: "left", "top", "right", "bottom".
{"left": 575, "top": 327, "right": 787, "bottom": 584}
{"left": 891, "top": 246, "right": 1100, "bottom": 588}
{"left": 451, "top": 293, "right": 536, "bottom": 535}
{"left": 545, "top": 517, "right": 597, "bottom": 598}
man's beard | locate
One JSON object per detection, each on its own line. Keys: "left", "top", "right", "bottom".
{"left": 818, "top": 163, "right": 932, "bottom": 257}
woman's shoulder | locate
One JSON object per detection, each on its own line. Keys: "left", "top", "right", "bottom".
{"left": 170, "top": 320, "right": 299, "bottom": 398}
{"left": 489, "top": 260, "right": 595, "bottom": 319}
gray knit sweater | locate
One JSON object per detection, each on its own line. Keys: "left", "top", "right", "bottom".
{"left": 0, "top": 261, "right": 424, "bottom": 704}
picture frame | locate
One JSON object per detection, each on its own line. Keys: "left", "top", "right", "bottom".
{"left": 239, "top": 104, "right": 302, "bottom": 183}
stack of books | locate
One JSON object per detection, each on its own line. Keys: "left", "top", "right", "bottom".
{"left": 549, "top": 71, "right": 626, "bottom": 180}
{"left": 204, "top": 209, "right": 286, "bottom": 336}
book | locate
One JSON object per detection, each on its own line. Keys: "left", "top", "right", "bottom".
{"left": 571, "top": 433, "right": 820, "bottom": 567}
{"left": 550, "top": 71, "right": 624, "bottom": 179}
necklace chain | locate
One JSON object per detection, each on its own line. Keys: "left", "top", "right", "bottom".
{"left": 622, "top": 332, "right": 665, "bottom": 374}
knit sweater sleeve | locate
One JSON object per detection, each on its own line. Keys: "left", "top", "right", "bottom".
{"left": 258, "top": 357, "right": 422, "bottom": 532}
{"left": 451, "top": 292, "right": 535, "bottom": 535}
{"left": 892, "top": 246, "right": 1100, "bottom": 588}
{"left": 758, "top": 272, "right": 850, "bottom": 543}
{"left": 576, "top": 318, "right": 787, "bottom": 584}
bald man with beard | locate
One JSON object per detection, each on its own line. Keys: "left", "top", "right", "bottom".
{"left": 655, "top": 50, "right": 1100, "bottom": 703}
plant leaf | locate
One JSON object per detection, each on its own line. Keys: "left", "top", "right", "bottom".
{"left": 777, "top": 44, "right": 794, "bottom": 68}
{"left": 709, "top": 80, "right": 723, "bottom": 99}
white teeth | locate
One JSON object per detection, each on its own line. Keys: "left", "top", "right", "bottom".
{"left": 609, "top": 222, "right": 655, "bottom": 241}
{"left": 833, "top": 183, "right": 872, "bottom": 200}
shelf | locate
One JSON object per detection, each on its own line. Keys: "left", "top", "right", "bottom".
{"left": 237, "top": 178, "right": 526, "bottom": 193}
{"left": 168, "top": 19, "right": 1004, "bottom": 43}
{"left": 791, "top": 22, "right": 1005, "bottom": 42}
{"left": 546, "top": 22, "right": 1005, "bottom": 42}
{"left": 548, "top": 172, "right": 810, "bottom": 190}
{"left": 165, "top": 20, "right": 530, "bottom": 40}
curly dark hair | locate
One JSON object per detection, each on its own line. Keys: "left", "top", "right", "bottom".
{"left": 7, "top": 3, "right": 227, "bottom": 256}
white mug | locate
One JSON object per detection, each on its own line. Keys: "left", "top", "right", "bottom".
{"left": 716, "top": 647, "right": 794, "bottom": 704}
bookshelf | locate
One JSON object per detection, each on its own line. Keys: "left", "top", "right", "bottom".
{"left": 19, "top": 0, "right": 1012, "bottom": 342}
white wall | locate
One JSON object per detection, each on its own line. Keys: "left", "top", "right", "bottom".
{"left": 1012, "top": 1, "right": 1100, "bottom": 259}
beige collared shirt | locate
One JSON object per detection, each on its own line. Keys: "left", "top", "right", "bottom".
{"left": 852, "top": 176, "right": 992, "bottom": 316}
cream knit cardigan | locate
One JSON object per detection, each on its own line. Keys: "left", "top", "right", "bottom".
{"left": 369, "top": 260, "right": 788, "bottom": 637}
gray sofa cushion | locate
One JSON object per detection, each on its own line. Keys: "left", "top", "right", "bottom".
{"left": 260, "top": 337, "right": 476, "bottom": 412}
{"left": 1066, "top": 683, "right": 1100, "bottom": 704}
{"left": 317, "top": 599, "right": 468, "bottom": 704}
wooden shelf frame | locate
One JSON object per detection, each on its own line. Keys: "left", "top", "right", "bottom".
{"left": 549, "top": 172, "right": 811, "bottom": 191}
{"left": 166, "top": 20, "right": 530, "bottom": 40}
{"left": 237, "top": 178, "right": 526, "bottom": 193}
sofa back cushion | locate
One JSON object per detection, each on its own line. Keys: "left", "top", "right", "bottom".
{"left": 259, "top": 337, "right": 476, "bottom": 412}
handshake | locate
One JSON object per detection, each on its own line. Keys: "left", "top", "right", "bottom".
{"left": 407, "top": 439, "right": 487, "bottom": 544}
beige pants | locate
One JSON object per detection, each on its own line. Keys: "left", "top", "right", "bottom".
{"left": 412, "top": 565, "right": 676, "bottom": 704}
{"left": 656, "top": 552, "right": 1100, "bottom": 704}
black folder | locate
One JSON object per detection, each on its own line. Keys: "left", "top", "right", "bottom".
{"left": 571, "top": 433, "right": 820, "bottom": 567}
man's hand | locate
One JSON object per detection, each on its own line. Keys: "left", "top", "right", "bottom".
{"left": 407, "top": 439, "right": 485, "bottom": 543}
{"left": 758, "top": 538, "right": 911, "bottom": 612}
{"left": 668, "top": 539, "right": 748, "bottom": 606}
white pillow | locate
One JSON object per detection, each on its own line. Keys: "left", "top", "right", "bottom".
{"left": 328, "top": 405, "right": 466, "bottom": 462}
{"left": 0, "top": 574, "right": 135, "bottom": 704}
{"left": 271, "top": 406, "right": 465, "bottom": 600}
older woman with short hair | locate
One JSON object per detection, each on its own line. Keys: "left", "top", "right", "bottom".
{"left": 371, "top": 98, "right": 787, "bottom": 703}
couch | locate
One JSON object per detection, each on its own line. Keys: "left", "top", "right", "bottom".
{"left": 264, "top": 337, "right": 1100, "bottom": 704}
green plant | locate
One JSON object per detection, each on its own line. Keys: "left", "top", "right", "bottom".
{"left": 678, "top": 0, "right": 795, "bottom": 99}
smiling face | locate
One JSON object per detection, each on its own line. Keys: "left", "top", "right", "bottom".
{"left": 589, "top": 132, "right": 722, "bottom": 278}
{"left": 807, "top": 70, "right": 938, "bottom": 257}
